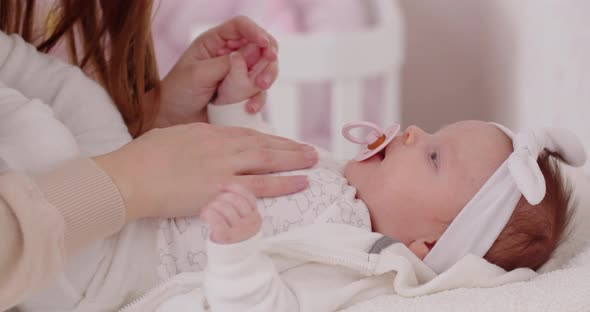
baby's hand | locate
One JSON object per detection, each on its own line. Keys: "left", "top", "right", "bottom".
{"left": 213, "top": 44, "right": 269, "bottom": 105}
{"left": 200, "top": 183, "right": 262, "bottom": 244}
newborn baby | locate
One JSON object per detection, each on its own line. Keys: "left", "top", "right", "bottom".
{"left": 197, "top": 45, "right": 573, "bottom": 269}
{"left": 150, "top": 46, "right": 587, "bottom": 311}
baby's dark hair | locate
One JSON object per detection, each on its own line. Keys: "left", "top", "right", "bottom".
{"left": 484, "top": 152, "right": 576, "bottom": 271}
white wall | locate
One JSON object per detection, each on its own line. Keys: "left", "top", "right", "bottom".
{"left": 399, "top": 1, "right": 590, "bottom": 129}
{"left": 399, "top": 1, "right": 518, "bottom": 131}
{"left": 510, "top": 2, "right": 590, "bottom": 133}
{"left": 399, "top": 1, "right": 590, "bottom": 172}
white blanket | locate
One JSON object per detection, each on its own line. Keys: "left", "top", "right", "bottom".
{"left": 144, "top": 254, "right": 590, "bottom": 312}
{"left": 121, "top": 239, "right": 538, "bottom": 312}
{"left": 343, "top": 167, "right": 590, "bottom": 312}
{"left": 119, "top": 167, "right": 590, "bottom": 312}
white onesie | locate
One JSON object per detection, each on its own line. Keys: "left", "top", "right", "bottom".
{"left": 156, "top": 149, "right": 372, "bottom": 280}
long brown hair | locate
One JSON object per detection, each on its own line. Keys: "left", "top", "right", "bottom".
{"left": 0, "top": 0, "right": 160, "bottom": 137}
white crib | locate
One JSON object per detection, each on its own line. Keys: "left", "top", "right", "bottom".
{"left": 191, "top": 0, "right": 404, "bottom": 159}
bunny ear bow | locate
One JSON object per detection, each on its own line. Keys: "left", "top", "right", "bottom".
{"left": 424, "top": 124, "right": 587, "bottom": 274}
{"left": 501, "top": 126, "right": 587, "bottom": 205}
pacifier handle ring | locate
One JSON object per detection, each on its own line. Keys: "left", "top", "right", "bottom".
{"left": 342, "top": 121, "right": 384, "bottom": 145}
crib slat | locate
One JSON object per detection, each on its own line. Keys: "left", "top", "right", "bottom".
{"left": 267, "top": 83, "right": 300, "bottom": 141}
{"left": 332, "top": 81, "right": 363, "bottom": 159}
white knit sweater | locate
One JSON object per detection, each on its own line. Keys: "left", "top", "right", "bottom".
{"left": 0, "top": 31, "right": 158, "bottom": 312}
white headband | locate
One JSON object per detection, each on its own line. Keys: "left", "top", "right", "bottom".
{"left": 423, "top": 124, "right": 587, "bottom": 274}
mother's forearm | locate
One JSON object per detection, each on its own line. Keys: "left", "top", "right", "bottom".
{"left": 144, "top": 87, "right": 209, "bottom": 133}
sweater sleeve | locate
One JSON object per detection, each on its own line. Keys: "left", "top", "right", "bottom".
{"left": 0, "top": 158, "right": 126, "bottom": 311}
{"left": 0, "top": 31, "right": 131, "bottom": 156}
{"left": 204, "top": 231, "right": 299, "bottom": 312}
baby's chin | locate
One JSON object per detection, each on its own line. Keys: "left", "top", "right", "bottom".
{"left": 343, "top": 159, "right": 370, "bottom": 191}
{"left": 343, "top": 160, "right": 357, "bottom": 181}
{"left": 344, "top": 154, "right": 381, "bottom": 181}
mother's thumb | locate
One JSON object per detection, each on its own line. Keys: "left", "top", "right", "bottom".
{"left": 195, "top": 54, "right": 231, "bottom": 84}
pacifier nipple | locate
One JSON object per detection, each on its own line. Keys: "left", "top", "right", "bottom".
{"left": 342, "top": 121, "right": 401, "bottom": 162}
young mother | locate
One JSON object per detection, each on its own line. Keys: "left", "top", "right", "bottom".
{"left": 0, "top": 1, "right": 317, "bottom": 309}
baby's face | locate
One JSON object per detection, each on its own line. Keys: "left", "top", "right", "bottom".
{"left": 344, "top": 120, "right": 512, "bottom": 257}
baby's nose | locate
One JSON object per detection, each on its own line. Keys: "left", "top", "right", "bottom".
{"left": 403, "top": 125, "right": 425, "bottom": 145}
{"left": 402, "top": 131, "right": 414, "bottom": 145}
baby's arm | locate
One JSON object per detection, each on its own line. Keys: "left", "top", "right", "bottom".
{"left": 200, "top": 184, "right": 299, "bottom": 312}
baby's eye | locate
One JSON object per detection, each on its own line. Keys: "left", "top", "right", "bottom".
{"left": 430, "top": 151, "right": 439, "bottom": 167}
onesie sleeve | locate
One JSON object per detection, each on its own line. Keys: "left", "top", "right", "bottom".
{"left": 204, "top": 231, "right": 299, "bottom": 312}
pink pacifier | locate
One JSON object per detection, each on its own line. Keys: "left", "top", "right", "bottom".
{"left": 342, "top": 121, "right": 400, "bottom": 161}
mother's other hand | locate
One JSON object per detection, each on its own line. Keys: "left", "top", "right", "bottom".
{"left": 94, "top": 123, "right": 317, "bottom": 221}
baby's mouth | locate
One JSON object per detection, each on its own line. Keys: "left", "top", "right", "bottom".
{"left": 376, "top": 148, "right": 386, "bottom": 161}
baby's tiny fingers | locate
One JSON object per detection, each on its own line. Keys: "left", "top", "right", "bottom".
{"left": 243, "top": 209, "right": 262, "bottom": 228}
{"left": 233, "top": 202, "right": 262, "bottom": 227}
{"left": 212, "top": 200, "right": 242, "bottom": 227}
{"left": 202, "top": 206, "right": 237, "bottom": 244}
{"left": 200, "top": 205, "right": 230, "bottom": 230}
{"left": 223, "top": 183, "right": 258, "bottom": 210}
{"left": 262, "top": 45, "right": 278, "bottom": 61}
{"left": 248, "top": 59, "right": 270, "bottom": 80}
{"left": 225, "top": 215, "right": 262, "bottom": 243}
{"left": 217, "top": 191, "right": 253, "bottom": 218}
{"left": 246, "top": 91, "right": 266, "bottom": 114}
{"left": 255, "top": 61, "right": 277, "bottom": 90}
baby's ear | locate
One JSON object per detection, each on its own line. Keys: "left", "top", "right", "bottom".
{"left": 408, "top": 238, "right": 438, "bottom": 260}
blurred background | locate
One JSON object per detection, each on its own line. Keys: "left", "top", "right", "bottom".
{"left": 151, "top": 0, "right": 590, "bottom": 171}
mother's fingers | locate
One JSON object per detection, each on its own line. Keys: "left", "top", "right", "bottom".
{"left": 212, "top": 125, "right": 308, "bottom": 147}
{"left": 217, "top": 16, "right": 277, "bottom": 49}
{"left": 226, "top": 135, "right": 314, "bottom": 153}
{"left": 249, "top": 58, "right": 271, "bottom": 80}
{"left": 225, "top": 38, "right": 249, "bottom": 49}
{"left": 233, "top": 175, "right": 309, "bottom": 198}
{"left": 262, "top": 45, "right": 278, "bottom": 62}
{"left": 255, "top": 61, "right": 278, "bottom": 90}
{"left": 230, "top": 148, "right": 318, "bottom": 175}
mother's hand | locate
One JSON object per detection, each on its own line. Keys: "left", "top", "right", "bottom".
{"left": 94, "top": 123, "right": 316, "bottom": 220}
{"left": 149, "top": 16, "right": 278, "bottom": 130}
